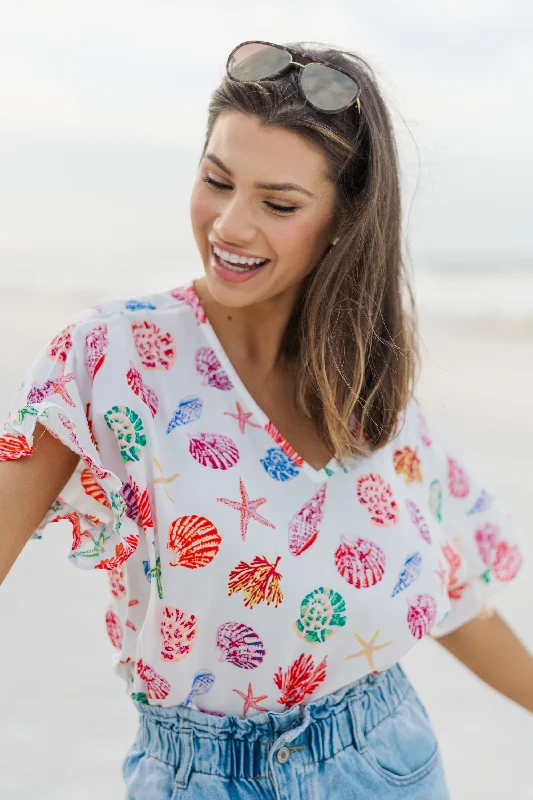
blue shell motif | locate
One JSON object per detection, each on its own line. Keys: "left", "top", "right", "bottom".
{"left": 183, "top": 670, "right": 215, "bottom": 706}
{"left": 260, "top": 447, "right": 300, "bottom": 481}
{"left": 466, "top": 489, "right": 492, "bottom": 515}
{"left": 124, "top": 299, "right": 157, "bottom": 310}
{"left": 391, "top": 551, "right": 422, "bottom": 596}
{"left": 142, "top": 560, "right": 151, "bottom": 581}
{"left": 167, "top": 396, "right": 203, "bottom": 433}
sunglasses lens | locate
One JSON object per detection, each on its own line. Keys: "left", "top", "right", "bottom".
{"left": 228, "top": 43, "right": 292, "bottom": 81}
{"left": 300, "top": 63, "right": 359, "bottom": 111}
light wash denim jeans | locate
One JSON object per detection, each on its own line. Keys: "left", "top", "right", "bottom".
{"left": 122, "top": 661, "right": 450, "bottom": 799}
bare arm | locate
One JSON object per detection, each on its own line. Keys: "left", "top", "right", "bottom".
{"left": 433, "top": 609, "right": 533, "bottom": 713}
{"left": 0, "top": 422, "right": 80, "bottom": 585}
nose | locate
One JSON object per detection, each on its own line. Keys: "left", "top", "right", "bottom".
{"left": 212, "top": 193, "right": 257, "bottom": 246}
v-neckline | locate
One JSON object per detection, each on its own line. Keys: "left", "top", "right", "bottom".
{"left": 189, "top": 279, "right": 340, "bottom": 483}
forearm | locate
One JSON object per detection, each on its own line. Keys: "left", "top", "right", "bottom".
{"left": 434, "top": 609, "right": 533, "bottom": 713}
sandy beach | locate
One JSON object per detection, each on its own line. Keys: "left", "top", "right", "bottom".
{"left": 1, "top": 281, "right": 532, "bottom": 799}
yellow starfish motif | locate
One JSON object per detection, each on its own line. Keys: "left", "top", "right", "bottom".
{"left": 345, "top": 629, "right": 393, "bottom": 671}
{"left": 153, "top": 456, "right": 180, "bottom": 502}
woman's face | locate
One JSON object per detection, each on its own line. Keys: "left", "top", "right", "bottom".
{"left": 190, "top": 110, "right": 339, "bottom": 308}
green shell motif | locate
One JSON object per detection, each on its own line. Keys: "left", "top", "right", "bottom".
{"left": 294, "top": 586, "right": 347, "bottom": 644}
{"left": 104, "top": 405, "right": 147, "bottom": 462}
{"left": 428, "top": 479, "right": 443, "bottom": 521}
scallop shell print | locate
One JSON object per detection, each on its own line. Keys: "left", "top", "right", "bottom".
{"left": 407, "top": 593, "right": 437, "bottom": 639}
{"left": 131, "top": 320, "right": 176, "bottom": 370}
{"left": 356, "top": 473, "right": 399, "bottom": 527}
{"left": 260, "top": 447, "right": 300, "bottom": 482}
{"left": 447, "top": 456, "right": 470, "bottom": 498}
{"left": 288, "top": 483, "right": 327, "bottom": 555}
{"left": 216, "top": 622, "right": 265, "bottom": 669}
{"left": 334, "top": 535, "right": 386, "bottom": 588}
{"left": 393, "top": 445, "right": 423, "bottom": 484}
{"left": 167, "top": 396, "right": 203, "bottom": 433}
{"left": 167, "top": 515, "right": 221, "bottom": 568}
{"left": 404, "top": 499, "right": 432, "bottom": 544}
{"left": 188, "top": 432, "right": 239, "bottom": 469}
{"left": 85, "top": 324, "right": 108, "bottom": 381}
{"left": 196, "top": 346, "right": 233, "bottom": 390}
{"left": 391, "top": 552, "right": 422, "bottom": 596}
{"left": 293, "top": 587, "right": 347, "bottom": 644}
{"left": 126, "top": 363, "right": 158, "bottom": 417}
{"left": 47, "top": 324, "right": 75, "bottom": 362}
{"left": 104, "top": 405, "right": 146, "bottom": 462}
{"left": 136, "top": 658, "right": 171, "bottom": 700}
{"left": 160, "top": 606, "right": 198, "bottom": 662}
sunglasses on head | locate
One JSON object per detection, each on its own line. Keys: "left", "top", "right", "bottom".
{"left": 226, "top": 41, "right": 361, "bottom": 115}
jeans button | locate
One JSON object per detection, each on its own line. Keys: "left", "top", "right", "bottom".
{"left": 276, "top": 746, "right": 291, "bottom": 764}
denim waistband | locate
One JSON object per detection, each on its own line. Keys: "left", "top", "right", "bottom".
{"left": 132, "top": 662, "right": 412, "bottom": 785}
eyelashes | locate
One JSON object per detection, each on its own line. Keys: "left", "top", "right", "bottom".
{"left": 201, "top": 176, "right": 299, "bottom": 215}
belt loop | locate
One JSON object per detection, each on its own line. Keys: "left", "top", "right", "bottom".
{"left": 171, "top": 725, "right": 194, "bottom": 794}
{"left": 348, "top": 693, "right": 368, "bottom": 754}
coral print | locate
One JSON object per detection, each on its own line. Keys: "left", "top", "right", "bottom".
{"left": 260, "top": 447, "right": 300, "bottom": 481}
{"left": 334, "top": 535, "right": 386, "bottom": 588}
{"left": 407, "top": 594, "right": 438, "bottom": 639}
{"left": 274, "top": 654, "right": 328, "bottom": 708}
{"left": 167, "top": 515, "right": 221, "bottom": 568}
{"left": 393, "top": 445, "right": 423, "bottom": 484}
{"left": 160, "top": 606, "right": 198, "bottom": 662}
{"left": 228, "top": 555, "right": 283, "bottom": 608}
{"left": 294, "top": 587, "right": 346, "bottom": 644}
{"left": 167, "top": 396, "right": 203, "bottom": 432}
{"left": 441, "top": 542, "right": 468, "bottom": 600}
{"left": 447, "top": 456, "right": 471, "bottom": 498}
{"left": 216, "top": 622, "right": 265, "bottom": 669}
{"left": 356, "top": 473, "right": 399, "bottom": 526}
{"left": 47, "top": 324, "right": 75, "bottom": 362}
{"left": 131, "top": 320, "right": 176, "bottom": 370}
{"left": 85, "top": 324, "right": 108, "bottom": 381}
{"left": 188, "top": 432, "right": 239, "bottom": 469}
{"left": 126, "top": 363, "right": 159, "bottom": 417}
{"left": 404, "top": 499, "right": 432, "bottom": 544}
{"left": 104, "top": 405, "right": 147, "bottom": 462}
{"left": 196, "top": 346, "right": 233, "bottom": 390}
{"left": 288, "top": 483, "right": 327, "bottom": 556}
{"left": 136, "top": 658, "right": 171, "bottom": 700}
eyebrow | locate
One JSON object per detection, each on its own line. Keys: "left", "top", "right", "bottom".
{"left": 204, "top": 153, "right": 315, "bottom": 199}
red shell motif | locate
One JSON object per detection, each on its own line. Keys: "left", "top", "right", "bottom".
{"left": 493, "top": 541, "right": 523, "bottom": 582}
{"left": 131, "top": 320, "right": 176, "bottom": 370}
{"left": 417, "top": 410, "right": 432, "bottom": 446}
{"left": 167, "top": 514, "right": 221, "bottom": 568}
{"left": 136, "top": 658, "right": 171, "bottom": 700}
{"left": 404, "top": 499, "right": 432, "bottom": 544}
{"left": 85, "top": 324, "right": 108, "bottom": 381}
{"left": 160, "top": 606, "right": 198, "bottom": 662}
{"left": 356, "top": 473, "right": 399, "bottom": 527}
{"left": 81, "top": 467, "right": 111, "bottom": 507}
{"left": 393, "top": 446, "right": 423, "bottom": 484}
{"left": 407, "top": 593, "right": 437, "bottom": 639}
{"left": 447, "top": 456, "right": 470, "bottom": 498}
{"left": 135, "top": 485, "right": 154, "bottom": 530}
{"left": 334, "top": 535, "right": 386, "bottom": 588}
{"left": 265, "top": 420, "right": 305, "bottom": 467}
{"left": 171, "top": 284, "right": 208, "bottom": 324}
{"left": 0, "top": 432, "right": 33, "bottom": 461}
{"left": 126, "top": 362, "right": 158, "bottom": 417}
{"left": 288, "top": 484, "right": 328, "bottom": 555}
{"left": 188, "top": 432, "right": 240, "bottom": 470}
{"left": 47, "top": 324, "right": 75, "bottom": 362}
{"left": 195, "top": 346, "right": 233, "bottom": 391}
{"left": 108, "top": 566, "right": 127, "bottom": 599}
{"left": 273, "top": 653, "right": 328, "bottom": 708}
{"left": 105, "top": 608, "right": 123, "bottom": 649}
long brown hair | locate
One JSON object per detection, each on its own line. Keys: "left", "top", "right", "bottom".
{"left": 202, "top": 42, "right": 420, "bottom": 467}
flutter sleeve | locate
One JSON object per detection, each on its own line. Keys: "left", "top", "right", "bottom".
{"left": 0, "top": 305, "right": 141, "bottom": 572}
{"left": 405, "top": 399, "right": 527, "bottom": 638}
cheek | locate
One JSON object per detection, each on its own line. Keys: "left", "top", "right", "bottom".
{"left": 275, "top": 215, "right": 332, "bottom": 262}
{"left": 190, "top": 184, "right": 215, "bottom": 234}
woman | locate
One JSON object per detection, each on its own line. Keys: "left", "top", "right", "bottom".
{"left": 0, "top": 41, "right": 531, "bottom": 799}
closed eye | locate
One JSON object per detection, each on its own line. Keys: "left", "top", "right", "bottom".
{"left": 201, "top": 176, "right": 299, "bottom": 215}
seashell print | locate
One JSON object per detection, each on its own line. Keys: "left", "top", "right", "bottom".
{"left": 264, "top": 420, "right": 304, "bottom": 467}
{"left": 105, "top": 608, "right": 123, "bottom": 649}
{"left": 131, "top": 320, "right": 176, "bottom": 370}
{"left": 260, "top": 447, "right": 300, "bottom": 482}
{"left": 167, "top": 514, "right": 221, "bottom": 568}
{"left": 124, "top": 299, "right": 157, "bottom": 311}
{"left": 47, "top": 324, "right": 75, "bottom": 362}
{"left": 334, "top": 535, "right": 386, "bottom": 588}
{"left": 417, "top": 410, "right": 432, "bottom": 446}
{"left": 393, "top": 445, "right": 423, "bottom": 484}
{"left": 288, "top": 483, "right": 327, "bottom": 556}
{"left": 216, "top": 621, "right": 265, "bottom": 669}
{"left": 293, "top": 586, "right": 346, "bottom": 644}
{"left": 167, "top": 395, "right": 203, "bottom": 433}
{"left": 404, "top": 499, "right": 432, "bottom": 544}
{"left": 136, "top": 486, "right": 154, "bottom": 530}
{"left": 142, "top": 560, "right": 151, "bottom": 581}
{"left": 466, "top": 488, "right": 492, "bottom": 515}
{"left": 136, "top": 658, "right": 171, "bottom": 700}
{"left": 171, "top": 284, "right": 208, "bottom": 325}
{"left": 356, "top": 473, "right": 398, "bottom": 527}
{"left": 407, "top": 593, "right": 437, "bottom": 639}
{"left": 120, "top": 480, "right": 140, "bottom": 520}
{"left": 183, "top": 669, "right": 215, "bottom": 706}
{"left": 391, "top": 552, "right": 422, "bottom": 596}
{"left": 195, "top": 346, "right": 233, "bottom": 390}
{"left": 274, "top": 653, "right": 327, "bottom": 708}
{"left": 126, "top": 362, "right": 158, "bottom": 417}
{"left": 81, "top": 467, "right": 111, "bottom": 507}
{"left": 441, "top": 542, "right": 468, "bottom": 600}
{"left": 57, "top": 411, "right": 111, "bottom": 480}
{"left": 104, "top": 405, "right": 147, "bottom": 462}
{"left": 493, "top": 541, "right": 523, "bottom": 582}
{"left": 474, "top": 522, "right": 501, "bottom": 565}
{"left": 108, "top": 566, "right": 127, "bottom": 599}
{"left": 0, "top": 432, "right": 33, "bottom": 461}
{"left": 188, "top": 432, "right": 239, "bottom": 470}
{"left": 85, "top": 324, "right": 108, "bottom": 381}
{"left": 447, "top": 456, "right": 470, "bottom": 498}
{"left": 428, "top": 479, "right": 442, "bottom": 521}
{"left": 160, "top": 606, "right": 198, "bottom": 662}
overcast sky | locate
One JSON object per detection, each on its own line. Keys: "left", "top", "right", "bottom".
{"left": 0, "top": 0, "right": 532, "bottom": 275}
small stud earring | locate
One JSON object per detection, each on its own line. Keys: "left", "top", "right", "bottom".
{"left": 331, "top": 236, "right": 340, "bottom": 246}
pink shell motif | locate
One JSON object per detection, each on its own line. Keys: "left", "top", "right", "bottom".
{"left": 356, "top": 473, "right": 399, "bottom": 527}
{"left": 126, "top": 362, "right": 159, "bottom": 417}
{"left": 160, "top": 606, "right": 198, "bottom": 662}
{"left": 188, "top": 432, "right": 239, "bottom": 470}
{"left": 216, "top": 622, "right": 266, "bottom": 669}
{"left": 417, "top": 410, "right": 432, "bottom": 446}
{"left": 195, "top": 346, "right": 233, "bottom": 391}
{"left": 334, "top": 535, "right": 386, "bottom": 588}
{"left": 474, "top": 522, "right": 501, "bottom": 565}
{"left": 288, "top": 483, "right": 327, "bottom": 556}
{"left": 85, "top": 324, "right": 108, "bottom": 381}
{"left": 131, "top": 320, "right": 177, "bottom": 370}
{"left": 407, "top": 593, "right": 437, "bottom": 639}
{"left": 47, "top": 324, "right": 75, "bottom": 362}
{"left": 474, "top": 522, "right": 523, "bottom": 582}
{"left": 105, "top": 608, "right": 123, "bottom": 649}
{"left": 108, "top": 566, "right": 127, "bottom": 599}
{"left": 136, "top": 658, "right": 171, "bottom": 700}
{"left": 447, "top": 456, "right": 470, "bottom": 498}
{"left": 171, "top": 284, "right": 208, "bottom": 324}
{"left": 405, "top": 499, "right": 432, "bottom": 544}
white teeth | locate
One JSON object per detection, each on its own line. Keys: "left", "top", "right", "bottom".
{"left": 239, "top": 256, "right": 248, "bottom": 265}
{"left": 213, "top": 244, "right": 267, "bottom": 267}
{"left": 229, "top": 253, "right": 241, "bottom": 263}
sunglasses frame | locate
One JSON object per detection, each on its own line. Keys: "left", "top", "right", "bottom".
{"left": 226, "top": 40, "right": 361, "bottom": 116}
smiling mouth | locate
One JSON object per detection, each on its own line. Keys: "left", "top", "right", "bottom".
{"left": 211, "top": 243, "right": 269, "bottom": 272}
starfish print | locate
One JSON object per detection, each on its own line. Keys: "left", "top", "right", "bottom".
{"left": 232, "top": 682, "right": 268, "bottom": 716}
{"left": 434, "top": 560, "right": 449, "bottom": 593}
{"left": 217, "top": 477, "right": 275, "bottom": 540}
{"left": 345, "top": 629, "right": 393, "bottom": 671}
{"left": 224, "top": 401, "right": 263, "bottom": 434}
{"left": 153, "top": 456, "right": 180, "bottom": 502}
{"left": 27, "top": 360, "right": 76, "bottom": 407}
